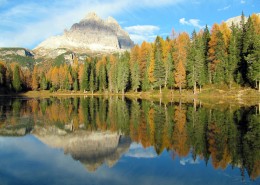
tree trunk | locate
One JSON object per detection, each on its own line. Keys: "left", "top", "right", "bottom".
{"left": 160, "top": 85, "right": 162, "bottom": 94}
{"left": 164, "top": 73, "right": 167, "bottom": 89}
{"left": 209, "top": 71, "right": 212, "bottom": 84}
{"left": 199, "top": 85, "right": 201, "bottom": 93}
{"left": 179, "top": 85, "right": 182, "bottom": 94}
{"left": 258, "top": 80, "right": 260, "bottom": 92}
{"left": 193, "top": 82, "right": 196, "bottom": 94}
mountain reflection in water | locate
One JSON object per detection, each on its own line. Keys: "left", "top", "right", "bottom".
{"left": 0, "top": 97, "right": 259, "bottom": 185}
{"left": 32, "top": 127, "right": 131, "bottom": 172}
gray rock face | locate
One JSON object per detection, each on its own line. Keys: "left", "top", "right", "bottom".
{"left": 34, "top": 12, "right": 134, "bottom": 57}
{"left": 225, "top": 13, "right": 260, "bottom": 27}
{"left": 32, "top": 127, "right": 131, "bottom": 172}
{"left": 0, "top": 48, "right": 34, "bottom": 57}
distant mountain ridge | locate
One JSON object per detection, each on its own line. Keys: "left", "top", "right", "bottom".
{"left": 33, "top": 12, "right": 134, "bottom": 58}
{"left": 225, "top": 13, "right": 260, "bottom": 27}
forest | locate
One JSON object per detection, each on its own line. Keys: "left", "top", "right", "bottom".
{"left": 0, "top": 13, "right": 259, "bottom": 94}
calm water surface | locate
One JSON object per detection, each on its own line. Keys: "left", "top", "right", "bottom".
{"left": 0, "top": 97, "right": 259, "bottom": 185}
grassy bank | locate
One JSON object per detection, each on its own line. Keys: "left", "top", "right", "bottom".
{"left": 2, "top": 85, "right": 259, "bottom": 101}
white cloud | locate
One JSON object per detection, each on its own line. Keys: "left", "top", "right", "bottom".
{"left": 125, "top": 143, "right": 157, "bottom": 158}
{"left": 180, "top": 157, "right": 200, "bottom": 166}
{"left": 0, "top": 0, "right": 186, "bottom": 48}
{"left": 179, "top": 18, "right": 204, "bottom": 29}
{"left": 125, "top": 25, "right": 160, "bottom": 35}
{"left": 217, "top": 5, "right": 231, "bottom": 11}
{"left": 125, "top": 25, "right": 160, "bottom": 43}
{"left": 241, "top": 0, "right": 246, "bottom": 3}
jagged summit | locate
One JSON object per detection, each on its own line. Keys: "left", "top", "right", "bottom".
{"left": 106, "top": 16, "right": 119, "bottom": 25}
{"left": 34, "top": 12, "right": 134, "bottom": 58}
{"left": 84, "top": 12, "right": 100, "bottom": 20}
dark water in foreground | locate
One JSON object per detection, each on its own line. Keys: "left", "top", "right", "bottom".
{"left": 0, "top": 97, "right": 259, "bottom": 185}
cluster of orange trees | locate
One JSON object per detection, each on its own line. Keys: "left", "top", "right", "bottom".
{"left": 0, "top": 13, "right": 259, "bottom": 93}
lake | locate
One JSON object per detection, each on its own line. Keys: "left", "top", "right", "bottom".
{"left": 0, "top": 97, "right": 259, "bottom": 185}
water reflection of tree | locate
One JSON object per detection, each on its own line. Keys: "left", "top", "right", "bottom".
{"left": 0, "top": 97, "right": 259, "bottom": 180}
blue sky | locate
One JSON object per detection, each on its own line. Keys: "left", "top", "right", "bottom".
{"left": 0, "top": 0, "right": 258, "bottom": 49}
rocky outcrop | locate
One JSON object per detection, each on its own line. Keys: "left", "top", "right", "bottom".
{"left": 225, "top": 13, "right": 260, "bottom": 27}
{"left": 0, "top": 48, "right": 34, "bottom": 57}
{"left": 32, "top": 127, "right": 131, "bottom": 172}
{"left": 34, "top": 12, "right": 134, "bottom": 58}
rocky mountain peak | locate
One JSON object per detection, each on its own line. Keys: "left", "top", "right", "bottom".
{"left": 80, "top": 12, "right": 104, "bottom": 24}
{"left": 106, "top": 16, "right": 119, "bottom": 25}
{"left": 34, "top": 12, "right": 134, "bottom": 58}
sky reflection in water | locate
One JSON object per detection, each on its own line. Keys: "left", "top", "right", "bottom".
{"left": 0, "top": 135, "right": 258, "bottom": 185}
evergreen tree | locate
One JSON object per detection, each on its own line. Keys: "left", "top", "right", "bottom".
{"left": 89, "top": 68, "right": 95, "bottom": 93}
{"left": 89, "top": 60, "right": 96, "bottom": 94}
{"left": 142, "top": 58, "right": 151, "bottom": 91}
{"left": 72, "top": 64, "right": 79, "bottom": 91}
{"left": 117, "top": 52, "right": 130, "bottom": 94}
{"left": 208, "top": 24, "right": 227, "bottom": 84}
{"left": 202, "top": 25, "right": 211, "bottom": 84}
{"left": 131, "top": 61, "right": 141, "bottom": 92}
{"left": 241, "top": 16, "right": 260, "bottom": 90}
{"left": 166, "top": 53, "right": 174, "bottom": 90}
{"left": 237, "top": 11, "right": 247, "bottom": 84}
{"left": 153, "top": 36, "right": 166, "bottom": 93}
{"left": 187, "top": 31, "right": 197, "bottom": 92}
{"left": 227, "top": 23, "right": 240, "bottom": 88}
{"left": 80, "top": 62, "right": 89, "bottom": 91}
{"left": 214, "top": 31, "right": 226, "bottom": 84}
{"left": 107, "top": 55, "right": 117, "bottom": 93}
{"left": 40, "top": 73, "right": 48, "bottom": 90}
{"left": 12, "top": 65, "right": 22, "bottom": 92}
{"left": 246, "top": 33, "right": 260, "bottom": 91}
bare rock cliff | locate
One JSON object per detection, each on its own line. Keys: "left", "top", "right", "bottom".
{"left": 34, "top": 12, "right": 134, "bottom": 58}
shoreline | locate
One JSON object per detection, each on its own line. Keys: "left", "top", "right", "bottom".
{"left": 1, "top": 88, "right": 259, "bottom": 99}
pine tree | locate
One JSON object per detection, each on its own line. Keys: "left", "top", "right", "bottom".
{"left": 142, "top": 57, "right": 151, "bottom": 91}
{"left": 166, "top": 53, "right": 174, "bottom": 90}
{"left": 148, "top": 45, "right": 155, "bottom": 89}
{"left": 12, "top": 65, "right": 22, "bottom": 92}
{"left": 97, "top": 57, "right": 107, "bottom": 92}
{"left": 40, "top": 73, "right": 48, "bottom": 90}
{"left": 203, "top": 25, "right": 211, "bottom": 84}
{"left": 131, "top": 61, "right": 141, "bottom": 92}
{"left": 107, "top": 55, "right": 117, "bottom": 93}
{"left": 72, "top": 61, "right": 79, "bottom": 91}
{"left": 237, "top": 11, "right": 247, "bottom": 84}
{"left": 227, "top": 23, "right": 240, "bottom": 88}
{"left": 153, "top": 36, "right": 166, "bottom": 93}
{"left": 117, "top": 52, "right": 130, "bottom": 94}
{"left": 89, "top": 69, "right": 95, "bottom": 94}
{"left": 80, "top": 61, "right": 89, "bottom": 91}
{"left": 208, "top": 24, "right": 227, "bottom": 84}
